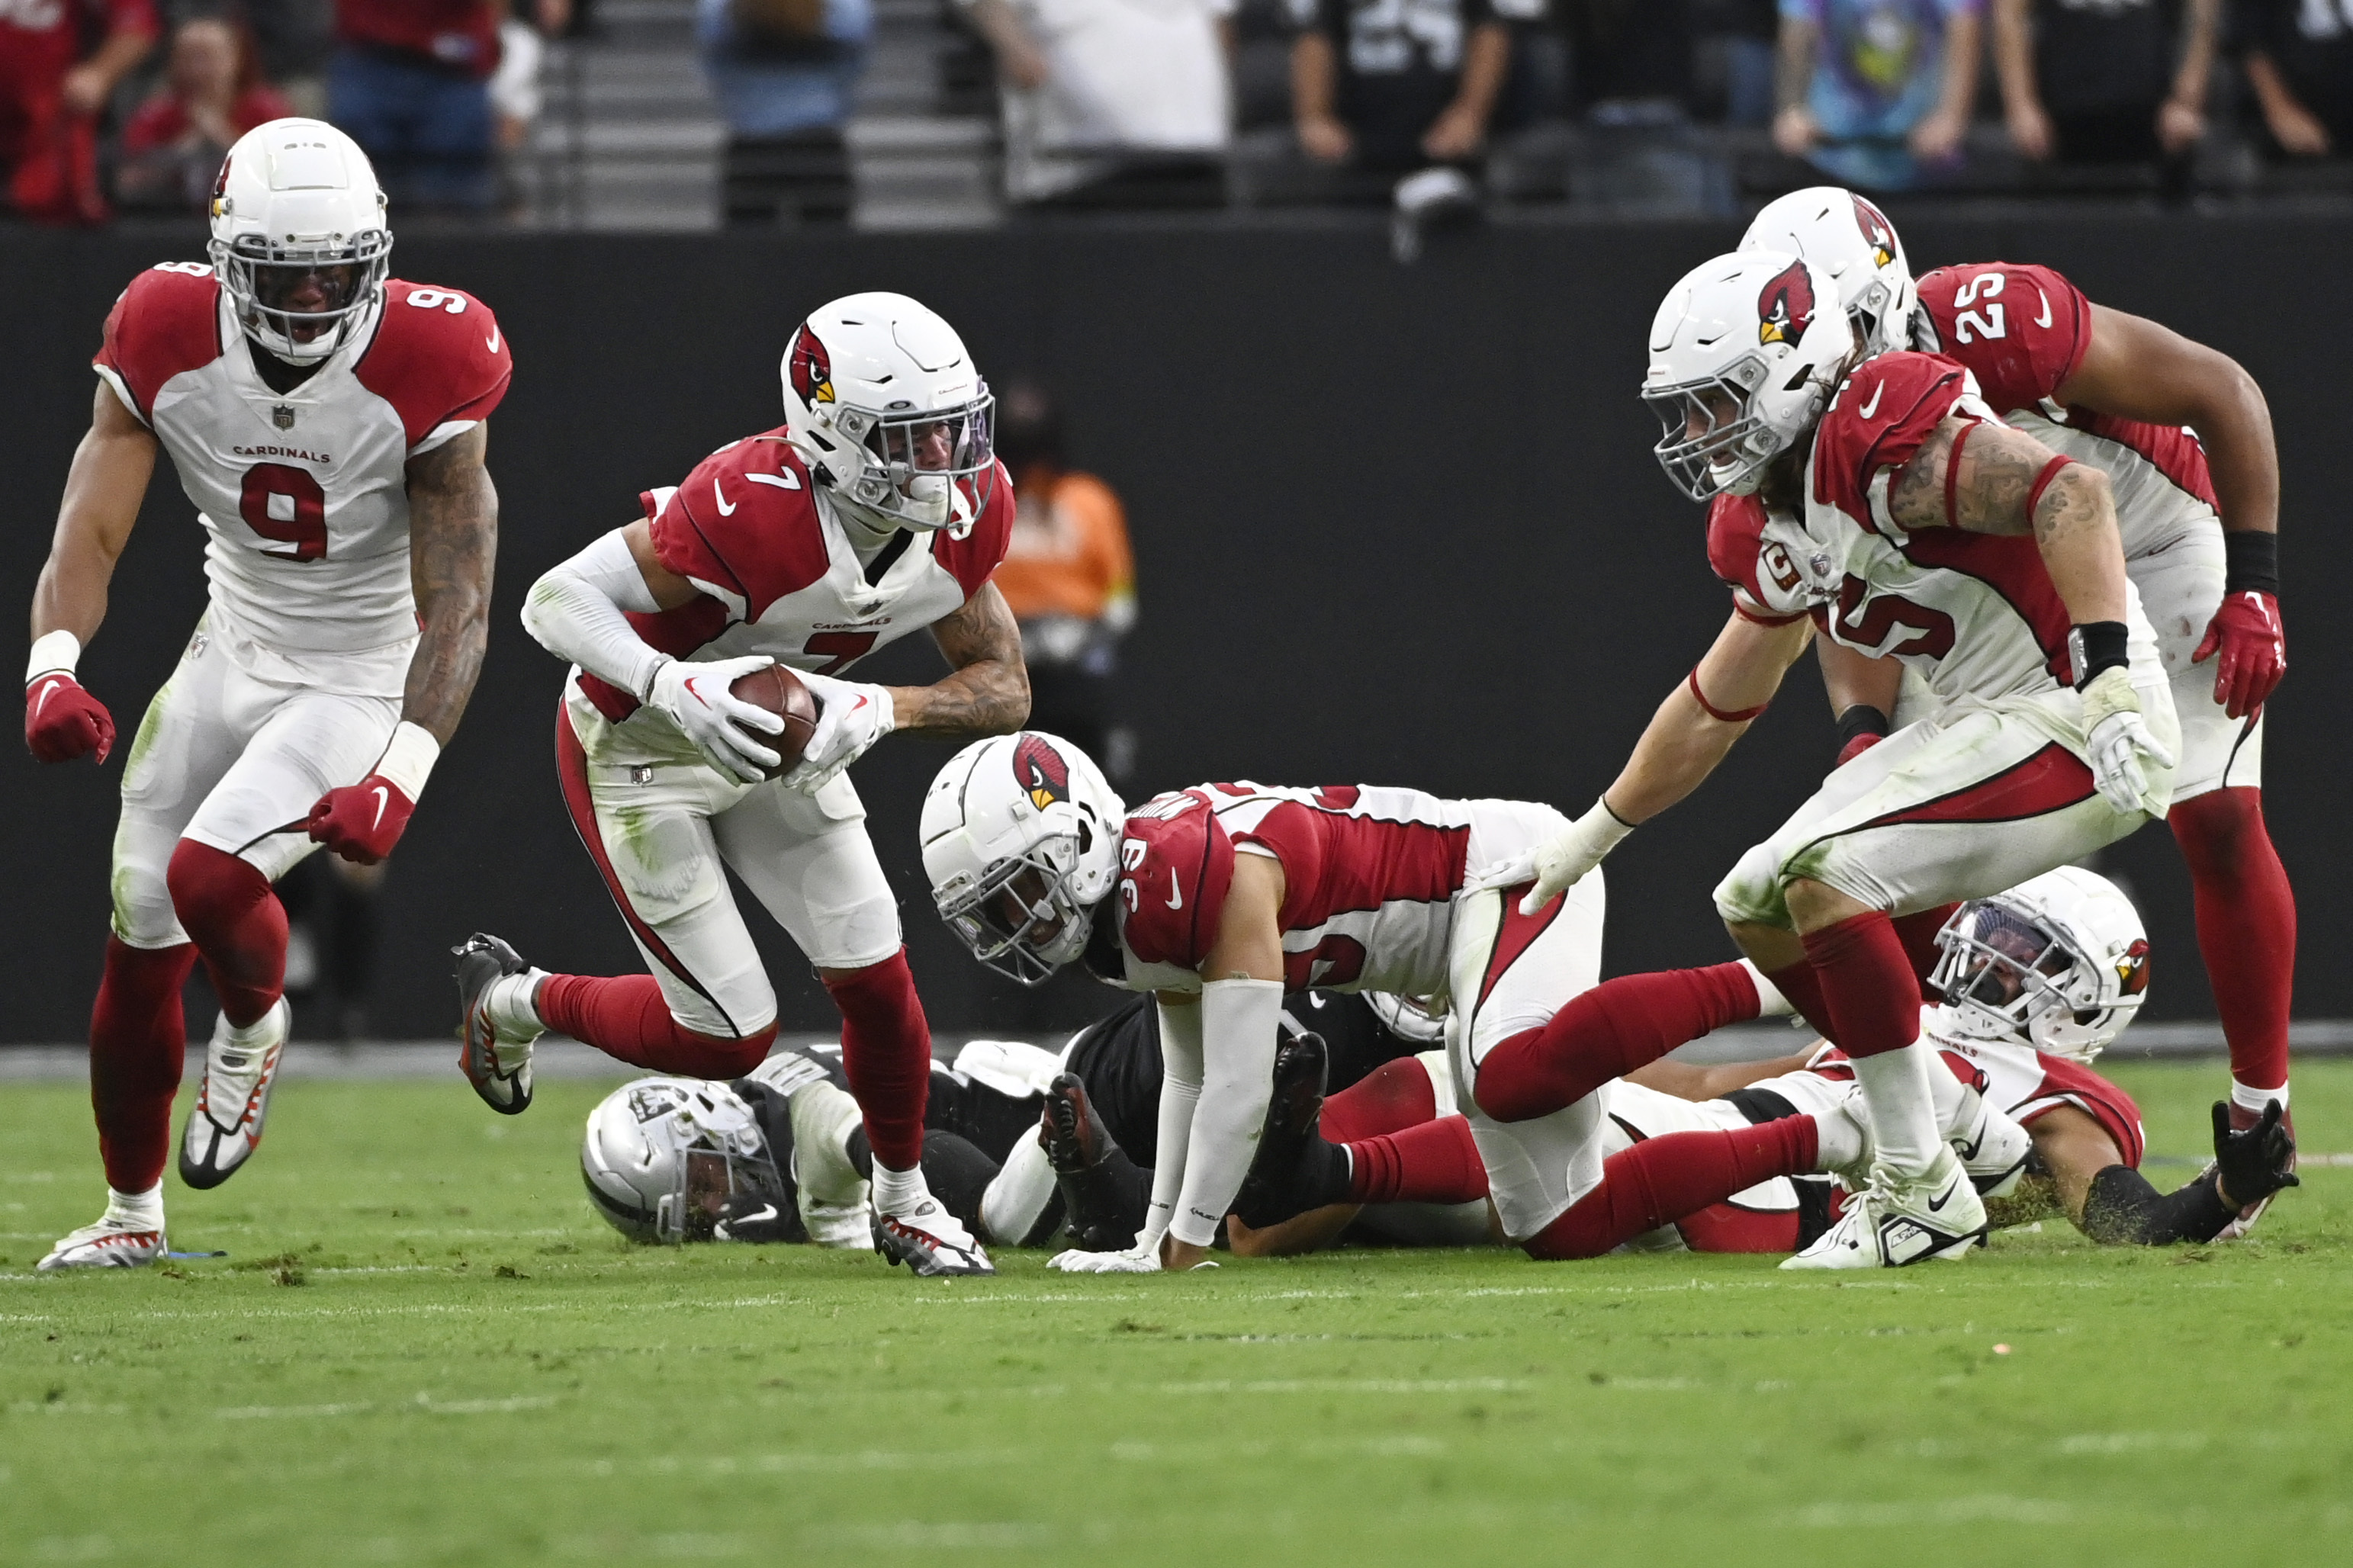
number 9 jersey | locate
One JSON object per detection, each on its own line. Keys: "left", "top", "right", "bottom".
{"left": 92, "top": 262, "right": 512, "bottom": 698}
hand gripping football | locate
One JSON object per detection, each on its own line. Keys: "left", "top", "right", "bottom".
{"left": 729, "top": 664, "right": 820, "bottom": 779}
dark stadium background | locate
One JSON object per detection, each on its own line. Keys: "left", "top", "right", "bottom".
{"left": 2, "top": 213, "right": 2339, "bottom": 1041}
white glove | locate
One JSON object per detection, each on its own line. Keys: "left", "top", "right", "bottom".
{"left": 1048, "top": 1237, "right": 1162, "bottom": 1274}
{"left": 1475, "top": 799, "right": 1635, "bottom": 916}
{"left": 645, "top": 655, "right": 784, "bottom": 785}
{"left": 2079, "top": 665, "right": 2175, "bottom": 816}
{"left": 783, "top": 669, "right": 894, "bottom": 795}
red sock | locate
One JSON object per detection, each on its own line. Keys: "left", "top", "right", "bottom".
{"left": 88, "top": 936, "right": 198, "bottom": 1193}
{"left": 824, "top": 950, "right": 931, "bottom": 1171}
{"left": 1762, "top": 958, "right": 1837, "bottom": 1043}
{"left": 536, "top": 973, "right": 775, "bottom": 1077}
{"left": 1674, "top": 1202, "right": 1805, "bottom": 1254}
{"left": 1321, "top": 1056, "right": 1438, "bottom": 1144}
{"left": 165, "top": 840, "right": 286, "bottom": 1027}
{"left": 2171, "top": 789, "right": 2295, "bottom": 1092}
{"left": 1801, "top": 912, "right": 1920, "bottom": 1059}
{"left": 1890, "top": 904, "right": 1959, "bottom": 1001}
{"left": 1523, "top": 1117, "right": 1819, "bottom": 1260}
{"left": 1346, "top": 1116, "right": 1489, "bottom": 1205}
{"left": 1472, "top": 962, "right": 1761, "bottom": 1124}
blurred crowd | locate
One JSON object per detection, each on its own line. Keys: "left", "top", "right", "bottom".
{"left": 7, "top": 0, "right": 2353, "bottom": 224}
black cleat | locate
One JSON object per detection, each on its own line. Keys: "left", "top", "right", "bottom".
{"left": 1041, "top": 1072, "right": 1117, "bottom": 1174}
{"left": 454, "top": 933, "right": 537, "bottom": 1115}
{"left": 1233, "top": 1029, "right": 1336, "bottom": 1228}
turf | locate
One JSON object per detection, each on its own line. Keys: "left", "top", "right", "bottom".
{"left": 4, "top": 1060, "right": 2351, "bottom": 1567}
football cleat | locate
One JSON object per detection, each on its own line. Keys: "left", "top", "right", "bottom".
{"left": 1232, "top": 1029, "right": 1330, "bottom": 1227}
{"left": 2211, "top": 1099, "right": 2297, "bottom": 1241}
{"left": 1040, "top": 1072, "right": 1115, "bottom": 1174}
{"left": 1946, "top": 1082, "right": 2033, "bottom": 1197}
{"left": 872, "top": 1198, "right": 996, "bottom": 1277}
{"left": 38, "top": 1213, "right": 167, "bottom": 1272}
{"left": 177, "top": 998, "right": 289, "bottom": 1190}
{"left": 1780, "top": 1147, "right": 1988, "bottom": 1270}
{"left": 454, "top": 933, "right": 538, "bottom": 1115}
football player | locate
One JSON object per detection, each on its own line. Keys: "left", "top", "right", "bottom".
{"left": 1506, "top": 247, "right": 2179, "bottom": 1268}
{"left": 1737, "top": 188, "right": 2297, "bottom": 1234}
{"left": 921, "top": 732, "right": 1882, "bottom": 1274}
{"left": 456, "top": 294, "right": 1027, "bottom": 1278}
{"left": 27, "top": 120, "right": 509, "bottom": 1271}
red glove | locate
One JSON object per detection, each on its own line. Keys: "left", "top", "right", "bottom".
{"left": 2191, "top": 590, "right": 2285, "bottom": 721}
{"left": 306, "top": 775, "right": 416, "bottom": 865}
{"left": 1834, "top": 731, "right": 1883, "bottom": 769}
{"left": 26, "top": 672, "right": 114, "bottom": 763}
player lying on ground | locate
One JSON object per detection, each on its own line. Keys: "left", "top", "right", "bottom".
{"left": 1503, "top": 248, "right": 2183, "bottom": 1269}
{"left": 1742, "top": 187, "right": 2296, "bottom": 1235}
{"left": 456, "top": 294, "right": 1029, "bottom": 1278}
{"left": 31, "top": 120, "right": 508, "bottom": 1271}
{"left": 1236, "top": 868, "right": 2295, "bottom": 1255}
{"left": 920, "top": 731, "right": 1908, "bottom": 1273}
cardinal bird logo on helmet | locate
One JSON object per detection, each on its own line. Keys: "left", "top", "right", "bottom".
{"left": 1013, "top": 735, "right": 1070, "bottom": 811}
{"left": 787, "top": 326, "right": 834, "bottom": 405}
{"left": 2116, "top": 938, "right": 2152, "bottom": 997}
{"left": 1851, "top": 194, "right": 1898, "bottom": 269}
{"left": 210, "top": 155, "right": 233, "bottom": 219}
{"left": 1758, "top": 261, "right": 1816, "bottom": 346}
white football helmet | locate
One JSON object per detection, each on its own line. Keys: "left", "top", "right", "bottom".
{"left": 581, "top": 1078, "right": 790, "bottom": 1243}
{"left": 207, "top": 118, "right": 391, "bottom": 365}
{"left": 1644, "top": 249, "right": 1857, "bottom": 502}
{"left": 1740, "top": 187, "right": 1918, "bottom": 360}
{"left": 920, "top": 731, "right": 1126, "bottom": 986}
{"left": 780, "top": 292, "right": 995, "bottom": 534}
{"left": 1930, "top": 867, "right": 2152, "bottom": 1062}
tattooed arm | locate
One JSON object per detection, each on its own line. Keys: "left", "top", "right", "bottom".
{"left": 891, "top": 581, "right": 1030, "bottom": 737}
{"left": 1886, "top": 413, "right": 2129, "bottom": 625}
{"left": 402, "top": 423, "right": 499, "bottom": 742}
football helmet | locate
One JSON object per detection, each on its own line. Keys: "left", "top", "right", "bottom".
{"left": 581, "top": 1078, "right": 791, "bottom": 1243}
{"left": 207, "top": 119, "right": 392, "bottom": 365}
{"left": 1644, "top": 249, "right": 1857, "bottom": 502}
{"left": 920, "top": 731, "right": 1126, "bottom": 986}
{"left": 780, "top": 292, "right": 995, "bottom": 534}
{"left": 1929, "top": 867, "right": 2152, "bottom": 1062}
{"left": 1740, "top": 187, "right": 1918, "bottom": 359}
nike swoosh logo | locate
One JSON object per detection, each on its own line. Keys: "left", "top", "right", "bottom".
{"left": 746, "top": 471, "right": 801, "bottom": 490}
{"left": 368, "top": 785, "right": 390, "bottom": 832}
{"left": 682, "top": 676, "right": 711, "bottom": 708}
{"left": 486, "top": 323, "right": 501, "bottom": 354}
{"left": 2034, "top": 290, "right": 2052, "bottom": 329}
{"left": 733, "top": 1204, "right": 776, "bottom": 1226}
{"left": 1164, "top": 870, "right": 1184, "bottom": 911}
{"left": 32, "top": 678, "right": 63, "bottom": 719}
{"left": 1927, "top": 1181, "right": 1956, "bottom": 1213}
{"left": 714, "top": 480, "right": 736, "bottom": 516}
{"left": 1856, "top": 382, "right": 1884, "bottom": 420}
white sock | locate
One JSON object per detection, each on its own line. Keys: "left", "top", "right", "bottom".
{"left": 870, "top": 1161, "right": 931, "bottom": 1217}
{"left": 977, "top": 1133, "right": 1056, "bottom": 1245}
{"left": 2231, "top": 1079, "right": 2289, "bottom": 1114}
{"left": 1738, "top": 957, "right": 1795, "bottom": 1019}
{"left": 1924, "top": 1053, "right": 1969, "bottom": 1136}
{"left": 226, "top": 1001, "right": 283, "bottom": 1049}
{"left": 105, "top": 1184, "right": 163, "bottom": 1227}
{"left": 1811, "top": 1101, "right": 1866, "bottom": 1171}
{"left": 486, "top": 971, "right": 548, "bottom": 1039}
{"left": 1850, "top": 1040, "right": 1941, "bottom": 1179}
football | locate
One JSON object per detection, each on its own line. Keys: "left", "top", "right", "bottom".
{"left": 729, "top": 663, "right": 820, "bottom": 779}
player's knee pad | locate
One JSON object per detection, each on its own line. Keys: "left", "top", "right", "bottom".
{"left": 1712, "top": 838, "right": 1789, "bottom": 929}
{"left": 109, "top": 857, "right": 185, "bottom": 949}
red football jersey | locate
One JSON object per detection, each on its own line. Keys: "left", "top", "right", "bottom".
{"left": 336, "top": 0, "right": 500, "bottom": 78}
{"left": 0, "top": 0, "right": 158, "bottom": 103}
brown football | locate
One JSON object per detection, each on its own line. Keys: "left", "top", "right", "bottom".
{"left": 729, "top": 664, "right": 820, "bottom": 779}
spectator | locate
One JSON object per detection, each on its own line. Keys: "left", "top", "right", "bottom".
{"left": 699, "top": 0, "right": 871, "bottom": 227}
{"left": 2239, "top": 0, "right": 2353, "bottom": 158}
{"left": 329, "top": 2, "right": 554, "bottom": 212}
{"left": 960, "top": 0, "right": 1235, "bottom": 204}
{"left": 989, "top": 381, "right": 1139, "bottom": 784}
{"left": 1773, "top": 0, "right": 1982, "bottom": 190}
{"left": 1287, "top": 0, "right": 1538, "bottom": 178}
{"left": 227, "top": 0, "right": 337, "bottom": 118}
{"left": 1993, "top": 0, "right": 2213, "bottom": 165}
{"left": 1, "top": 0, "right": 159, "bottom": 225}
{"left": 117, "top": 14, "right": 292, "bottom": 211}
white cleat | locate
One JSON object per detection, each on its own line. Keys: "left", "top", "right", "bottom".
{"left": 453, "top": 933, "right": 539, "bottom": 1115}
{"left": 872, "top": 1197, "right": 995, "bottom": 1277}
{"left": 178, "top": 998, "right": 289, "bottom": 1190}
{"left": 39, "top": 1214, "right": 167, "bottom": 1272}
{"left": 1947, "top": 1084, "right": 2033, "bottom": 1197}
{"left": 1781, "top": 1147, "right": 1988, "bottom": 1270}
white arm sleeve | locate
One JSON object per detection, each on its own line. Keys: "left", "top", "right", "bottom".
{"left": 1140, "top": 995, "right": 1204, "bottom": 1251}
{"left": 520, "top": 528, "right": 668, "bottom": 700}
{"left": 1167, "top": 977, "right": 1283, "bottom": 1249}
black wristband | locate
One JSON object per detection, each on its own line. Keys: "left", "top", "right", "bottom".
{"left": 1834, "top": 705, "right": 1891, "bottom": 752}
{"left": 2069, "top": 622, "right": 2130, "bottom": 689}
{"left": 2222, "top": 530, "right": 2280, "bottom": 596}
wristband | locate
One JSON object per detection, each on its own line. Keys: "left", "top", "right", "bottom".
{"left": 1834, "top": 704, "right": 1891, "bottom": 750}
{"left": 27, "top": 629, "right": 81, "bottom": 683}
{"left": 2221, "top": 530, "right": 2280, "bottom": 596}
{"left": 1687, "top": 666, "right": 1768, "bottom": 724}
{"left": 374, "top": 721, "right": 442, "bottom": 801}
{"left": 2068, "top": 622, "right": 2130, "bottom": 689}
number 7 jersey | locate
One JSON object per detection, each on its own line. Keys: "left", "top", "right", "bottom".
{"left": 93, "top": 262, "right": 512, "bottom": 697}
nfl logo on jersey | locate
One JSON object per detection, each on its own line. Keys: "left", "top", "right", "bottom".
{"left": 272, "top": 403, "right": 295, "bottom": 430}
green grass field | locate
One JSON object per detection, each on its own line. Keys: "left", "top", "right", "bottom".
{"left": 5, "top": 1059, "right": 2351, "bottom": 1567}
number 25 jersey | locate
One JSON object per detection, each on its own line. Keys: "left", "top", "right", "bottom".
{"left": 93, "top": 262, "right": 512, "bottom": 697}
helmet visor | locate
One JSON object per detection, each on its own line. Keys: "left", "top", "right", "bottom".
{"left": 1644, "top": 356, "right": 1779, "bottom": 502}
